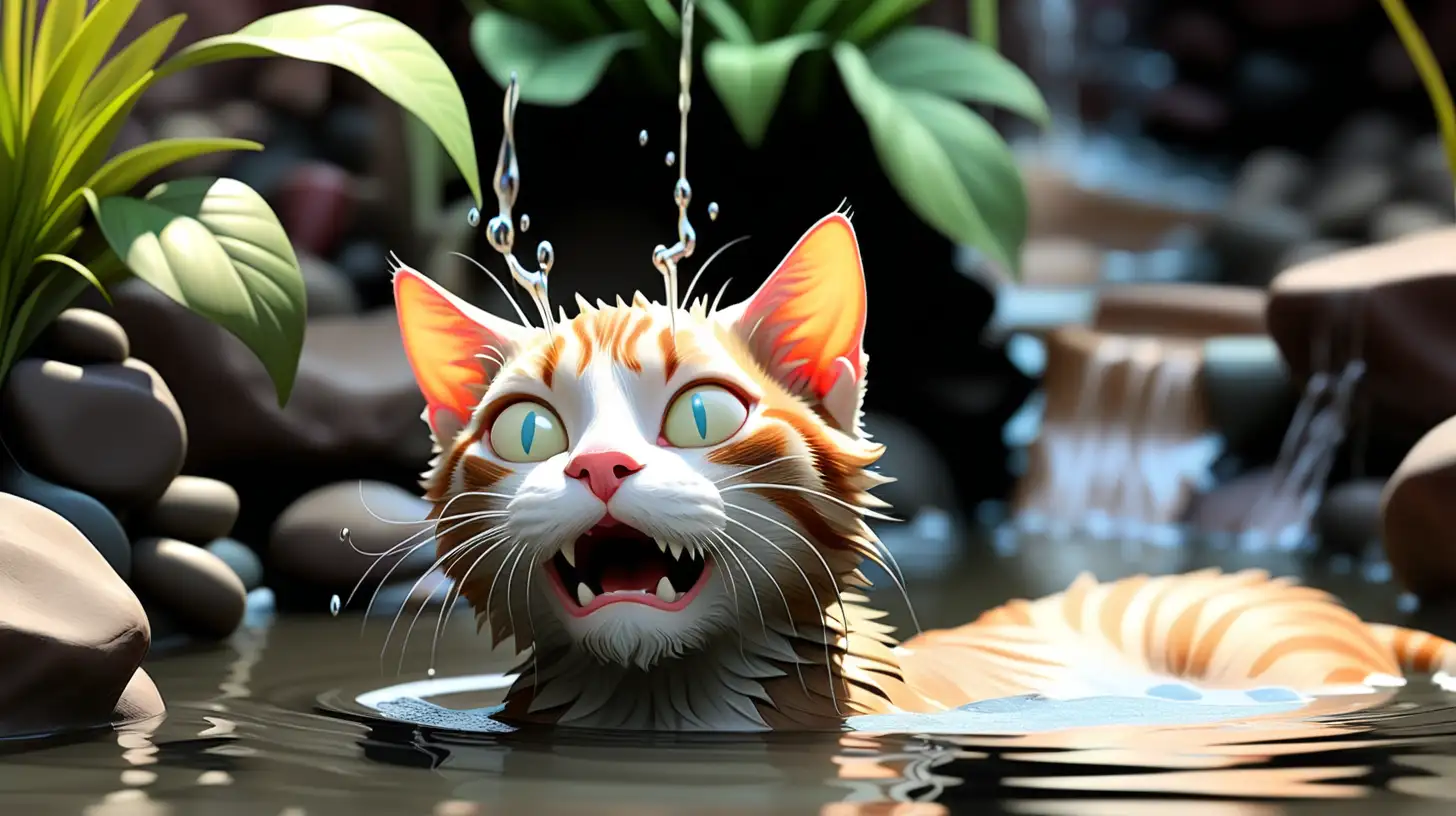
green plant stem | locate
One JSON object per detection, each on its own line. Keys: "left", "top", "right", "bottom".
{"left": 1379, "top": 0, "right": 1456, "bottom": 206}
{"left": 972, "top": 0, "right": 997, "bottom": 51}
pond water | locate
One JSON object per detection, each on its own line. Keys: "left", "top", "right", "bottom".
{"left": 5, "top": 523, "right": 1456, "bottom": 815}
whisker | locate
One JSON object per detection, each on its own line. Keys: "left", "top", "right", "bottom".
{"left": 433, "top": 530, "right": 515, "bottom": 654}
{"left": 350, "top": 511, "right": 504, "bottom": 614}
{"left": 720, "top": 483, "right": 898, "bottom": 522}
{"left": 379, "top": 529, "right": 510, "bottom": 669}
{"left": 709, "top": 277, "right": 735, "bottom": 316}
{"left": 703, "top": 532, "right": 766, "bottom": 642}
{"left": 449, "top": 251, "right": 534, "bottom": 327}
{"left": 481, "top": 539, "right": 529, "bottom": 651}
{"left": 694, "top": 533, "right": 747, "bottom": 661}
{"left": 502, "top": 539, "right": 537, "bottom": 662}
{"left": 680, "top": 234, "right": 751, "bottom": 310}
{"left": 723, "top": 501, "right": 854, "bottom": 649}
{"left": 710, "top": 528, "right": 813, "bottom": 702}
{"left": 713, "top": 454, "right": 816, "bottom": 485}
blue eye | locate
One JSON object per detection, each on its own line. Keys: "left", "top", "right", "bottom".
{"left": 520, "top": 410, "right": 538, "bottom": 454}
{"left": 691, "top": 393, "right": 707, "bottom": 439}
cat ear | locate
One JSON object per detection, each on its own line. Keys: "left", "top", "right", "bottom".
{"left": 716, "top": 212, "right": 868, "bottom": 433}
{"left": 394, "top": 265, "right": 537, "bottom": 442}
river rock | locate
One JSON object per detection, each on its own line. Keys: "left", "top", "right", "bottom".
{"left": 205, "top": 537, "right": 264, "bottom": 592}
{"left": 301, "top": 251, "right": 362, "bottom": 317}
{"left": 1322, "top": 110, "right": 1410, "bottom": 170}
{"left": 1020, "top": 237, "right": 1104, "bottom": 287}
{"left": 1315, "top": 479, "right": 1384, "bottom": 555}
{"left": 131, "top": 537, "right": 247, "bottom": 640}
{"left": 0, "top": 494, "right": 151, "bottom": 737}
{"left": 1228, "top": 147, "right": 1313, "bottom": 209}
{"left": 98, "top": 278, "right": 429, "bottom": 476}
{"left": 1267, "top": 228, "right": 1456, "bottom": 441}
{"left": 0, "top": 454, "right": 131, "bottom": 580}
{"left": 1200, "top": 335, "right": 1294, "bottom": 460}
{"left": 255, "top": 57, "right": 331, "bottom": 117}
{"left": 269, "top": 480, "right": 437, "bottom": 595}
{"left": 279, "top": 161, "right": 354, "bottom": 257}
{"left": 1308, "top": 164, "right": 1395, "bottom": 237}
{"left": 112, "top": 668, "right": 165, "bottom": 727}
{"left": 153, "top": 110, "right": 233, "bottom": 176}
{"left": 0, "top": 357, "right": 186, "bottom": 510}
{"left": 1369, "top": 202, "right": 1448, "bottom": 244}
{"left": 29, "top": 308, "right": 129, "bottom": 364}
{"left": 860, "top": 412, "right": 957, "bottom": 517}
{"left": 1204, "top": 204, "right": 1316, "bottom": 287}
{"left": 1382, "top": 416, "right": 1456, "bottom": 598}
{"left": 139, "top": 476, "right": 240, "bottom": 543}
{"left": 1278, "top": 238, "right": 1357, "bottom": 271}
{"left": 1401, "top": 134, "right": 1456, "bottom": 212}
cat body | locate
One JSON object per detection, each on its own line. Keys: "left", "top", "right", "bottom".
{"left": 393, "top": 212, "right": 1456, "bottom": 731}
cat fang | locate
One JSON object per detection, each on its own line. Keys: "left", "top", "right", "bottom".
{"left": 547, "top": 519, "right": 713, "bottom": 616}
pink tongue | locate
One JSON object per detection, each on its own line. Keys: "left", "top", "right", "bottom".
{"left": 599, "top": 562, "right": 668, "bottom": 593}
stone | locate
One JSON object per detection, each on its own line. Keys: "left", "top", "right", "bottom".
{"left": 1369, "top": 202, "right": 1449, "bottom": 244}
{"left": 99, "top": 279, "right": 430, "bottom": 475}
{"left": 279, "top": 161, "right": 355, "bottom": 257}
{"left": 1308, "top": 165, "right": 1395, "bottom": 237}
{"left": 301, "top": 251, "right": 362, "bottom": 317}
{"left": 1233, "top": 51, "right": 1311, "bottom": 113}
{"left": 0, "top": 357, "right": 186, "bottom": 510}
{"left": 1267, "top": 228, "right": 1456, "bottom": 439}
{"left": 223, "top": 113, "right": 315, "bottom": 201}
{"left": 322, "top": 103, "right": 377, "bottom": 174}
{"left": 29, "top": 308, "right": 128, "bottom": 364}
{"left": 0, "top": 494, "right": 150, "bottom": 737}
{"left": 1322, "top": 111, "right": 1410, "bottom": 170}
{"left": 1228, "top": 148, "right": 1314, "bottom": 209}
{"left": 214, "top": 99, "right": 272, "bottom": 143}
{"left": 1400, "top": 134, "right": 1456, "bottom": 212}
{"left": 255, "top": 58, "right": 332, "bottom": 117}
{"left": 1278, "top": 238, "right": 1356, "bottom": 272}
{"left": 333, "top": 238, "right": 392, "bottom": 304}
{"left": 1204, "top": 204, "right": 1316, "bottom": 287}
{"left": 1200, "top": 336, "right": 1294, "bottom": 460}
{"left": 153, "top": 110, "right": 232, "bottom": 176}
{"left": 1382, "top": 416, "right": 1456, "bottom": 598}
{"left": 1315, "top": 479, "right": 1384, "bottom": 555}
{"left": 112, "top": 668, "right": 165, "bottom": 727}
{"left": 1184, "top": 468, "right": 1286, "bottom": 534}
{"left": 131, "top": 537, "right": 247, "bottom": 640}
{"left": 0, "top": 453, "right": 131, "bottom": 581}
{"left": 1019, "top": 237, "right": 1104, "bottom": 287}
{"left": 1093, "top": 283, "right": 1268, "bottom": 338}
{"left": 269, "top": 480, "right": 437, "bottom": 595}
{"left": 205, "top": 538, "right": 265, "bottom": 592}
{"left": 139, "top": 476, "right": 240, "bottom": 543}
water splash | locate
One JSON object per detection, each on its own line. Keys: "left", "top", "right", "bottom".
{"left": 638, "top": 129, "right": 649, "bottom": 146}
{"left": 652, "top": 0, "right": 698, "bottom": 332}
{"left": 329, "top": 595, "right": 341, "bottom": 616}
{"left": 665, "top": 151, "right": 677, "bottom": 167}
{"left": 520, "top": 213, "right": 531, "bottom": 233}
{"left": 708, "top": 201, "right": 719, "bottom": 221}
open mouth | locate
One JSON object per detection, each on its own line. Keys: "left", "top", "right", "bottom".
{"left": 547, "top": 520, "right": 711, "bottom": 617}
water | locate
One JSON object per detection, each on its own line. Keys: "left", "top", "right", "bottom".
{"left": 7, "top": 528, "right": 1455, "bottom": 814}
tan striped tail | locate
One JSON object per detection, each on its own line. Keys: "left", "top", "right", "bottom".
{"left": 1367, "top": 623, "right": 1456, "bottom": 675}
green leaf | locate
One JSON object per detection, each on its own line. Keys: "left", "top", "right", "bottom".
{"left": 87, "top": 178, "right": 307, "bottom": 406}
{"left": 470, "top": 10, "right": 643, "bottom": 106}
{"left": 31, "top": 0, "right": 85, "bottom": 98}
{"left": 696, "top": 0, "right": 754, "bottom": 44}
{"left": 89, "top": 138, "right": 264, "bottom": 198}
{"left": 34, "top": 253, "right": 110, "bottom": 303}
{"left": 833, "top": 42, "right": 1019, "bottom": 273}
{"left": 867, "top": 26, "right": 1048, "bottom": 126}
{"left": 46, "top": 69, "right": 153, "bottom": 206}
{"left": 841, "top": 0, "right": 933, "bottom": 44}
{"left": 158, "top": 5, "right": 482, "bottom": 208}
{"left": 703, "top": 33, "right": 824, "bottom": 147}
{"left": 637, "top": 0, "right": 682, "bottom": 33}
{"left": 28, "top": 0, "right": 140, "bottom": 159}
{"left": 790, "top": 0, "right": 845, "bottom": 33}
{"left": 76, "top": 13, "right": 185, "bottom": 120}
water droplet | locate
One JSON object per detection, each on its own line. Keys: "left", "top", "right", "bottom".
{"left": 486, "top": 215, "right": 513, "bottom": 253}
{"left": 673, "top": 178, "right": 692, "bottom": 208}
{"left": 338, "top": 527, "right": 349, "bottom": 541}
{"left": 466, "top": 207, "right": 481, "bottom": 228}
{"left": 708, "top": 202, "right": 719, "bottom": 221}
{"left": 520, "top": 213, "right": 531, "bottom": 232}
{"left": 426, "top": 667, "right": 437, "bottom": 677}
{"left": 638, "top": 129, "right": 649, "bottom": 146}
{"left": 665, "top": 151, "right": 676, "bottom": 167}
{"left": 329, "top": 595, "right": 341, "bottom": 616}
{"left": 536, "top": 241, "right": 555, "bottom": 271}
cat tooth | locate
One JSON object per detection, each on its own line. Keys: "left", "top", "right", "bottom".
{"left": 669, "top": 541, "right": 684, "bottom": 560}
{"left": 655, "top": 538, "right": 669, "bottom": 555}
{"left": 561, "top": 540, "right": 577, "bottom": 568}
{"left": 655, "top": 576, "right": 678, "bottom": 603}
{"left": 576, "top": 583, "right": 595, "bottom": 607}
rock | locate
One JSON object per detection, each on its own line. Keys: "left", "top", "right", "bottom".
{"left": 1267, "top": 228, "right": 1456, "bottom": 439}
{"left": 1383, "top": 416, "right": 1456, "bottom": 598}
{"left": 29, "top": 308, "right": 128, "bottom": 364}
{"left": 279, "top": 161, "right": 355, "bottom": 257}
{"left": 255, "top": 58, "right": 332, "bottom": 117}
{"left": 0, "top": 357, "right": 186, "bottom": 510}
{"left": 153, "top": 110, "right": 232, "bottom": 176}
{"left": 1369, "top": 202, "right": 1449, "bottom": 244}
{"left": 1400, "top": 134, "right": 1456, "bottom": 212}
{"left": 1093, "top": 283, "right": 1268, "bottom": 338}
{"left": 301, "top": 251, "right": 362, "bottom": 317}
{"left": 214, "top": 99, "right": 272, "bottom": 143}
{"left": 1228, "top": 148, "right": 1313, "bottom": 209}
{"left": 1019, "top": 237, "right": 1104, "bottom": 287}
{"left": 112, "top": 668, "right": 164, "bottom": 727}
{"left": 1308, "top": 165, "right": 1395, "bottom": 237}
{"left": 1200, "top": 336, "right": 1294, "bottom": 460}
{"left": 205, "top": 538, "right": 265, "bottom": 592}
{"left": 0, "top": 454, "right": 131, "bottom": 580}
{"left": 334, "top": 238, "right": 392, "bottom": 304}
{"left": 1233, "top": 51, "right": 1311, "bottom": 113}
{"left": 0, "top": 494, "right": 150, "bottom": 737}
{"left": 1323, "top": 111, "right": 1410, "bottom": 170}
{"left": 322, "top": 103, "right": 377, "bottom": 174}
{"left": 269, "top": 480, "right": 437, "bottom": 594}
{"left": 1204, "top": 204, "right": 1316, "bottom": 286}
{"left": 1315, "top": 479, "right": 1384, "bottom": 555}
{"left": 99, "top": 280, "right": 429, "bottom": 475}
{"left": 1278, "top": 238, "right": 1357, "bottom": 271}
{"left": 859, "top": 413, "right": 958, "bottom": 517}
{"left": 139, "top": 476, "right": 240, "bottom": 543}
{"left": 131, "top": 538, "right": 247, "bottom": 640}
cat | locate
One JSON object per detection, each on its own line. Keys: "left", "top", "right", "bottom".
{"left": 392, "top": 211, "right": 1456, "bottom": 731}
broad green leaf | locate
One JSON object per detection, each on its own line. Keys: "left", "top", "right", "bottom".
{"left": 703, "top": 34, "right": 824, "bottom": 147}
{"left": 841, "top": 0, "right": 933, "bottom": 44}
{"left": 159, "top": 5, "right": 483, "bottom": 208}
{"left": 867, "top": 26, "right": 1048, "bottom": 126}
{"left": 34, "top": 253, "right": 109, "bottom": 303}
{"left": 833, "top": 42, "right": 1016, "bottom": 273}
{"left": 89, "top": 138, "right": 264, "bottom": 198}
{"left": 696, "top": 0, "right": 754, "bottom": 44}
{"left": 87, "top": 178, "right": 307, "bottom": 405}
{"left": 77, "top": 13, "right": 185, "bottom": 119}
{"left": 790, "top": 0, "right": 844, "bottom": 33}
{"left": 470, "top": 10, "right": 643, "bottom": 106}
{"left": 32, "top": 0, "right": 85, "bottom": 98}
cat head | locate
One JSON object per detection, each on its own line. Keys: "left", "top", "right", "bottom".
{"left": 393, "top": 212, "right": 888, "bottom": 670}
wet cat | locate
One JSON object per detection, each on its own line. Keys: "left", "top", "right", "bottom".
{"left": 393, "top": 211, "right": 1456, "bottom": 731}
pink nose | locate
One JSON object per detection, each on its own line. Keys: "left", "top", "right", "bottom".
{"left": 565, "top": 450, "right": 644, "bottom": 502}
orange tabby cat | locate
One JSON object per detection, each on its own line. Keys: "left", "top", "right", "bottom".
{"left": 393, "top": 211, "right": 1456, "bottom": 731}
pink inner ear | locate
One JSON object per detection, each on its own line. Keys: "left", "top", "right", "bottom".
{"left": 394, "top": 268, "right": 506, "bottom": 429}
{"left": 741, "top": 213, "right": 868, "bottom": 401}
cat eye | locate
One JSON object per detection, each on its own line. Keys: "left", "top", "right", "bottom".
{"left": 489, "top": 400, "right": 568, "bottom": 463}
{"left": 661, "top": 385, "right": 749, "bottom": 448}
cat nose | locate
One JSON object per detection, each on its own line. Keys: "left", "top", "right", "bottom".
{"left": 565, "top": 450, "right": 644, "bottom": 502}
